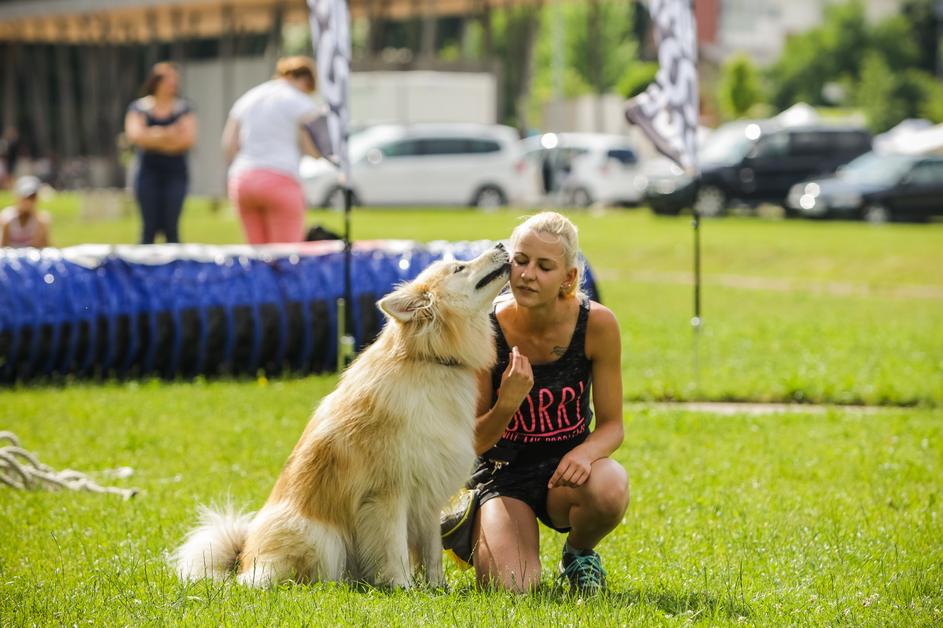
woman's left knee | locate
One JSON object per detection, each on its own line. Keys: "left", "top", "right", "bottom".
{"left": 587, "top": 459, "right": 629, "bottom": 517}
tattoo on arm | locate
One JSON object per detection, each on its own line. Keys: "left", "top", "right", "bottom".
{"left": 551, "top": 345, "right": 567, "bottom": 357}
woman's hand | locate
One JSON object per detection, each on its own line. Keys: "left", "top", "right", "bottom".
{"left": 548, "top": 447, "right": 594, "bottom": 489}
{"left": 496, "top": 346, "right": 533, "bottom": 412}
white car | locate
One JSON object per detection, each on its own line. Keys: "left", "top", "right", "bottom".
{"left": 522, "top": 133, "right": 647, "bottom": 207}
{"left": 300, "top": 123, "right": 539, "bottom": 208}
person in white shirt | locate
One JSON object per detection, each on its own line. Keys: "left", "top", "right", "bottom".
{"left": 1, "top": 175, "right": 51, "bottom": 248}
{"left": 223, "top": 56, "right": 322, "bottom": 244}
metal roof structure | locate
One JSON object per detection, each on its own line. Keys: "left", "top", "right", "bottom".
{"left": 0, "top": 0, "right": 543, "bottom": 43}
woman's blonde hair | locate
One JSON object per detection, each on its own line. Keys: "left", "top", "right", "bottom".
{"left": 274, "top": 56, "right": 317, "bottom": 90}
{"left": 509, "top": 211, "right": 586, "bottom": 300}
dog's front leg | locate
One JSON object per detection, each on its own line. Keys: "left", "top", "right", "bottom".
{"left": 415, "top": 515, "right": 446, "bottom": 589}
{"left": 356, "top": 495, "right": 412, "bottom": 589}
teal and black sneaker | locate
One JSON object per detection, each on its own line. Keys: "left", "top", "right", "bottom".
{"left": 558, "top": 546, "right": 607, "bottom": 594}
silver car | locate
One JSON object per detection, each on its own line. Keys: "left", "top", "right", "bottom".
{"left": 300, "top": 123, "right": 539, "bottom": 209}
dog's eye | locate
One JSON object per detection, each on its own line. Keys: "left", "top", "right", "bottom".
{"left": 454, "top": 265, "right": 466, "bottom": 274}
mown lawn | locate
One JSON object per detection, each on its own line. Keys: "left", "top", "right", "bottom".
{"left": 3, "top": 191, "right": 942, "bottom": 406}
{"left": 1, "top": 193, "right": 941, "bottom": 624}
{"left": 1, "top": 381, "right": 940, "bottom": 624}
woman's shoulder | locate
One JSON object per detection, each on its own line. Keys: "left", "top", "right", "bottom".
{"left": 127, "top": 96, "right": 152, "bottom": 114}
{"left": 585, "top": 300, "right": 620, "bottom": 342}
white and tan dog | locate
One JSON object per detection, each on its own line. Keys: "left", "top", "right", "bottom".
{"left": 173, "top": 245, "right": 510, "bottom": 588}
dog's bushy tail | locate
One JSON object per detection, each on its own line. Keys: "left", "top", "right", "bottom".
{"left": 173, "top": 504, "right": 254, "bottom": 582}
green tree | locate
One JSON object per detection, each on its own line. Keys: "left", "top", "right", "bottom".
{"left": 526, "top": 0, "right": 637, "bottom": 127}
{"left": 768, "top": 0, "right": 939, "bottom": 131}
{"left": 856, "top": 52, "right": 906, "bottom": 133}
{"left": 914, "top": 71, "right": 943, "bottom": 121}
{"left": 900, "top": 0, "right": 940, "bottom": 74}
{"left": 767, "top": 1, "right": 870, "bottom": 109}
{"left": 717, "top": 54, "right": 763, "bottom": 119}
{"left": 855, "top": 54, "right": 943, "bottom": 132}
{"left": 616, "top": 61, "right": 658, "bottom": 98}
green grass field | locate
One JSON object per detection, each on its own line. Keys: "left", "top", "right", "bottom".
{"left": 1, "top": 193, "right": 942, "bottom": 624}
{"left": 5, "top": 190, "right": 941, "bottom": 406}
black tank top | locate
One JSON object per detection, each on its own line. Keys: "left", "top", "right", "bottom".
{"left": 488, "top": 297, "right": 593, "bottom": 460}
{"left": 128, "top": 97, "right": 191, "bottom": 175}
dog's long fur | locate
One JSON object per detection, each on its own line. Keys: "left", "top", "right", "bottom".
{"left": 173, "top": 246, "right": 509, "bottom": 588}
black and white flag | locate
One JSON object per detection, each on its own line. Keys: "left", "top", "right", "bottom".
{"left": 625, "top": 0, "right": 698, "bottom": 173}
{"left": 308, "top": 0, "right": 352, "bottom": 179}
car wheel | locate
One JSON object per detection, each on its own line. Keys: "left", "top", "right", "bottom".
{"left": 863, "top": 204, "right": 889, "bottom": 224}
{"left": 783, "top": 206, "right": 802, "bottom": 219}
{"left": 650, "top": 201, "right": 682, "bottom": 216}
{"left": 323, "top": 187, "right": 357, "bottom": 211}
{"left": 694, "top": 185, "right": 727, "bottom": 217}
{"left": 570, "top": 187, "right": 593, "bottom": 208}
{"left": 473, "top": 186, "right": 506, "bottom": 209}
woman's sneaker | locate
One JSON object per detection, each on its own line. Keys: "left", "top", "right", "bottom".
{"left": 558, "top": 546, "right": 607, "bottom": 594}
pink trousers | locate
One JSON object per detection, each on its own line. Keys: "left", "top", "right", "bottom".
{"left": 229, "top": 168, "right": 305, "bottom": 244}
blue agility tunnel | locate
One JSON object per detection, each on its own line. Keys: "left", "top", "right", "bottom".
{"left": 0, "top": 241, "right": 600, "bottom": 382}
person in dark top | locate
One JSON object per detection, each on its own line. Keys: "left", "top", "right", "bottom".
{"left": 470, "top": 211, "right": 629, "bottom": 594}
{"left": 124, "top": 62, "right": 196, "bottom": 244}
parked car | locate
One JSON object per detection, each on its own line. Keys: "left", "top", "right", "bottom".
{"left": 300, "top": 123, "right": 538, "bottom": 208}
{"left": 641, "top": 156, "right": 696, "bottom": 215}
{"left": 786, "top": 152, "right": 943, "bottom": 222}
{"left": 522, "top": 133, "right": 646, "bottom": 207}
{"left": 646, "top": 121, "right": 872, "bottom": 216}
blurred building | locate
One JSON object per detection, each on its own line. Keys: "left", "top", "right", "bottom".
{"left": 1, "top": 0, "right": 906, "bottom": 196}
{"left": 0, "top": 0, "right": 532, "bottom": 195}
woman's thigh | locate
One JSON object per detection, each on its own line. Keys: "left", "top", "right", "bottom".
{"left": 263, "top": 177, "right": 305, "bottom": 243}
{"left": 230, "top": 173, "right": 268, "bottom": 244}
{"left": 473, "top": 496, "right": 541, "bottom": 593}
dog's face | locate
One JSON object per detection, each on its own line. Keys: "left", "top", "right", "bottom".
{"left": 377, "top": 245, "right": 510, "bottom": 368}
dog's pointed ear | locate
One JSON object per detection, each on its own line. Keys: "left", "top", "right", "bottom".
{"left": 378, "top": 288, "right": 432, "bottom": 323}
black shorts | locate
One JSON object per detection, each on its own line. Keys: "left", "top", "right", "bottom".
{"left": 470, "top": 442, "right": 578, "bottom": 533}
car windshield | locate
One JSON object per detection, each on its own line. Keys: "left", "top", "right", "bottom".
{"left": 699, "top": 123, "right": 757, "bottom": 165}
{"left": 838, "top": 152, "right": 917, "bottom": 185}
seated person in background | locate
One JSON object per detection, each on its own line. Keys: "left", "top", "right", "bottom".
{"left": 1, "top": 176, "right": 51, "bottom": 248}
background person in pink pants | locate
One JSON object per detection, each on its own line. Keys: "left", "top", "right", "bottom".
{"left": 223, "top": 56, "right": 322, "bottom": 244}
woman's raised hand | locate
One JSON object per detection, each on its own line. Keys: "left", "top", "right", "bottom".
{"left": 497, "top": 346, "right": 534, "bottom": 411}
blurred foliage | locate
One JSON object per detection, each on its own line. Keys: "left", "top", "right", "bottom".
{"left": 527, "top": 0, "right": 638, "bottom": 128}
{"left": 766, "top": 0, "right": 942, "bottom": 132}
{"left": 490, "top": 6, "right": 542, "bottom": 131}
{"left": 900, "top": 0, "right": 942, "bottom": 74}
{"left": 717, "top": 54, "right": 763, "bottom": 120}
{"left": 616, "top": 61, "right": 659, "bottom": 99}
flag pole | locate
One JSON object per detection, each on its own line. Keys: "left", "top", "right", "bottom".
{"left": 339, "top": 184, "right": 354, "bottom": 368}
{"left": 308, "top": 0, "right": 353, "bottom": 370}
{"left": 623, "top": 0, "right": 701, "bottom": 389}
{"left": 691, "top": 198, "right": 702, "bottom": 389}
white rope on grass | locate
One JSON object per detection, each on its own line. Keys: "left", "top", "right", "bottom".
{"left": 0, "top": 431, "right": 138, "bottom": 500}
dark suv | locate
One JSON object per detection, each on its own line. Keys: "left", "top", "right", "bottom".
{"left": 787, "top": 152, "right": 943, "bottom": 222}
{"left": 647, "top": 122, "right": 872, "bottom": 216}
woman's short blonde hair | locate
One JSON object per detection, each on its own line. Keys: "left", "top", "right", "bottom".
{"left": 509, "top": 211, "right": 586, "bottom": 300}
{"left": 274, "top": 56, "right": 317, "bottom": 90}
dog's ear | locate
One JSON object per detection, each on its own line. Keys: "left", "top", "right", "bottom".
{"left": 378, "top": 288, "right": 433, "bottom": 323}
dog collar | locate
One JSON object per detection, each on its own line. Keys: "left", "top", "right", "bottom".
{"left": 431, "top": 355, "right": 465, "bottom": 368}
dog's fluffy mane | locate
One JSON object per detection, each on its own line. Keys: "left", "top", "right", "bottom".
{"left": 370, "top": 264, "right": 498, "bottom": 372}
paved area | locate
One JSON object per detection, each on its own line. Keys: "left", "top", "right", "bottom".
{"left": 628, "top": 401, "right": 888, "bottom": 415}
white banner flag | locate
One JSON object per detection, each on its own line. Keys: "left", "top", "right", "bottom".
{"left": 625, "top": 0, "right": 698, "bottom": 173}
{"left": 308, "top": 0, "right": 352, "bottom": 179}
